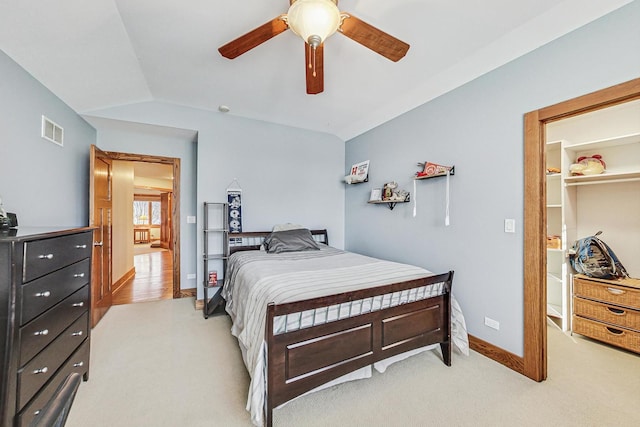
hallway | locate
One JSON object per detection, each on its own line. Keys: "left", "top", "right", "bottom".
{"left": 112, "top": 248, "right": 173, "bottom": 305}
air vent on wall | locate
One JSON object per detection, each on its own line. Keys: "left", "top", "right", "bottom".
{"left": 41, "top": 115, "right": 63, "bottom": 146}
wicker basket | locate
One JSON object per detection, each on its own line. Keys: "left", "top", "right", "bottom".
{"left": 574, "top": 298, "right": 640, "bottom": 331}
{"left": 573, "top": 276, "right": 640, "bottom": 308}
{"left": 572, "top": 315, "right": 640, "bottom": 353}
{"left": 546, "top": 235, "right": 561, "bottom": 249}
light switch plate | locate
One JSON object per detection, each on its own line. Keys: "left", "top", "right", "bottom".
{"left": 504, "top": 219, "right": 515, "bottom": 233}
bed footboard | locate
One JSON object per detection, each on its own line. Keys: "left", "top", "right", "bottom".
{"left": 264, "top": 271, "right": 453, "bottom": 426}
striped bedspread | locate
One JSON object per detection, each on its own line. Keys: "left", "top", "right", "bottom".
{"left": 222, "top": 246, "right": 468, "bottom": 426}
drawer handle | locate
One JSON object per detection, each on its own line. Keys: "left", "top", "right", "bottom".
{"left": 75, "top": 244, "right": 87, "bottom": 249}
{"left": 34, "top": 329, "right": 49, "bottom": 336}
{"left": 38, "top": 254, "right": 54, "bottom": 260}
{"left": 33, "top": 367, "right": 48, "bottom": 374}
{"left": 72, "top": 301, "right": 84, "bottom": 307}
{"left": 72, "top": 331, "right": 84, "bottom": 337}
{"left": 73, "top": 273, "right": 86, "bottom": 278}
{"left": 73, "top": 361, "right": 84, "bottom": 368}
{"left": 605, "top": 327, "right": 625, "bottom": 336}
{"left": 35, "top": 291, "right": 51, "bottom": 298}
{"left": 606, "top": 287, "right": 625, "bottom": 296}
{"left": 606, "top": 307, "right": 626, "bottom": 316}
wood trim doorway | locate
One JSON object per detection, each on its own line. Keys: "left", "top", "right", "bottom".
{"left": 105, "top": 151, "right": 182, "bottom": 299}
{"left": 522, "top": 77, "right": 640, "bottom": 381}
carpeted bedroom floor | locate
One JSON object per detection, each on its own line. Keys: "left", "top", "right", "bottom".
{"left": 65, "top": 298, "right": 640, "bottom": 427}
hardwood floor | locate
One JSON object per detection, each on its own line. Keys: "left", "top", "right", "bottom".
{"left": 112, "top": 248, "right": 174, "bottom": 305}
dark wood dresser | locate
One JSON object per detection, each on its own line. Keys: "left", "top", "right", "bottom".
{"left": 0, "top": 227, "right": 93, "bottom": 426}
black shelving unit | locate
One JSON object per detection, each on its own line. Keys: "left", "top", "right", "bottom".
{"left": 203, "top": 202, "right": 228, "bottom": 318}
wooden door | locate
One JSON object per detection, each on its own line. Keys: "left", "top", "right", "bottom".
{"left": 160, "top": 192, "right": 172, "bottom": 250}
{"left": 89, "top": 145, "right": 113, "bottom": 327}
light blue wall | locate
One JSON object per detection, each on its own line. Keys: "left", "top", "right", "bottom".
{"left": 345, "top": 1, "right": 640, "bottom": 355}
{"left": 3, "top": 1, "right": 638, "bottom": 355}
{"left": 0, "top": 50, "right": 96, "bottom": 227}
{"left": 85, "top": 102, "right": 345, "bottom": 298}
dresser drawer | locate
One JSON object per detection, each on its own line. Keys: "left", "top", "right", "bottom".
{"left": 23, "top": 232, "right": 92, "bottom": 282}
{"left": 21, "top": 258, "right": 90, "bottom": 325}
{"left": 20, "top": 286, "right": 89, "bottom": 365}
{"left": 573, "top": 277, "right": 640, "bottom": 309}
{"left": 572, "top": 315, "right": 640, "bottom": 354}
{"left": 574, "top": 297, "right": 640, "bottom": 332}
{"left": 16, "top": 339, "right": 89, "bottom": 427}
{"left": 17, "top": 313, "right": 89, "bottom": 410}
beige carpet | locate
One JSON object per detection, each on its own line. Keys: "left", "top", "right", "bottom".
{"left": 66, "top": 298, "right": 640, "bottom": 427}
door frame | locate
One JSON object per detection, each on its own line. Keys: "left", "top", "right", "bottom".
{"left": 522, "top": 77, "right": 640, "bottom": 381}
{"left": 106, "top": 151, "right": 182, "bottom": 298}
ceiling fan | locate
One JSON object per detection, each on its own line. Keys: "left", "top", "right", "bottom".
{"left": 218, "top": 0, "right": 410, "bottom": 95}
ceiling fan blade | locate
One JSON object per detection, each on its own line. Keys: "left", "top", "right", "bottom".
{"left": 339, "top": 14, "right": 409, "bottom": 62}
{"left": 305, "top": 43, "right": 324, "bottom": 95}
{"left": 219, "top": 16, "right": 288, "bottom": 59}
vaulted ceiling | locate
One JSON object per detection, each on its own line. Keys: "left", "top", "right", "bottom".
{"left": 0, "top": 0, "right": 632, "bottom": 140}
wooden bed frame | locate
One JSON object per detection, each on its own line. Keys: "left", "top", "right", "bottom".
{"left": 227, "top": 230, "right": 454, "bottom": 427}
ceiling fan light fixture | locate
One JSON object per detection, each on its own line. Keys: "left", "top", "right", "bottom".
{"left": 287, "top": 0, "right": 341, "bottom": 47}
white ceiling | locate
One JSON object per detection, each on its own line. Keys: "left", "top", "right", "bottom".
{"left": 132, "top": 161, "right": 173, "bottom": 195}
{"left": 0, "top": 0, "right": 632, "bottom": 141}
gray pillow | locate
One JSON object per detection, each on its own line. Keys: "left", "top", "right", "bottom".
{"left": 264, "top": 228, "right": 320, "bottom": 254}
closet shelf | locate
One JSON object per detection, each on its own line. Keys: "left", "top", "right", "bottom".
{"left": 564, "top": 170, "right": 640, "bottom": 186}
{"left": 547, "top": 303, "right": 562, "bottom": 319}
{"left": 563, "top": 132, "right": 640, "bottom": 151}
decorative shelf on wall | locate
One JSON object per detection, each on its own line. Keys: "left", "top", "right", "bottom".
{"left": 368, "top": 181, "right": 410, "bottom": 210}
{"left": 368, "top": 197, "right": 410, "bottom": 210}
{"left": 412, "top": 162, "right": 455, "bottom": 225}
{"left": 414, "top": 164, "right": 455, "bottom": 180}
{"left": 344, "top": 160, "right": 370, "bottom": 184}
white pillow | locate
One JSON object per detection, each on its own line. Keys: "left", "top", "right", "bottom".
{"left": 272, "top": 223, "right": 306, "bottom": 232}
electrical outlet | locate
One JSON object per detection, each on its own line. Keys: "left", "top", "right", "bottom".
{"left": 187, "top": 273, "right": 196, "bottom": 279}
{"left": 484, "top": 316, "right": 500, "bottom": 330}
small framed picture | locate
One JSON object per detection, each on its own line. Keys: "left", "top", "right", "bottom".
{"left": 369, "top": 188, "right": 382, "bottom": 201}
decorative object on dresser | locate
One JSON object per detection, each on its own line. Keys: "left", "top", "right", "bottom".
{"left": 572, "top": 274, "right": 640, "bottom": 354}
{"left": 0, "top": 196, "right": 18, "bottom": 230}
{"left": 0, "top": 227, "right": 93, "bottom": 427}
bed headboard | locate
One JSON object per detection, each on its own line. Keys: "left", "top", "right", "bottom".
{"left": 228, "top": 229, "right": 329, "bottom": 255}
